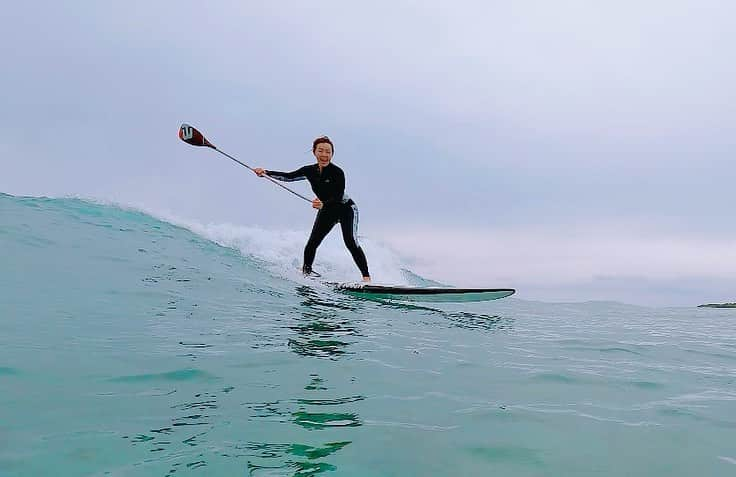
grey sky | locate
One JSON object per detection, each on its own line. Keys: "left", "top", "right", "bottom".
{"left": 1, "top": 1, "right": 734, "bottom": 304}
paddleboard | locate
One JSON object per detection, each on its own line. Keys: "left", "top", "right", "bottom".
{"left": 335, "top": 283, "right": 515, "bottom": 303}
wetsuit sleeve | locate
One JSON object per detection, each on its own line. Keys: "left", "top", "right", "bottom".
{"left": 322, "top": 167, "right": 345, "bottom": 205}
{"left": 265, "top": 166, "right": 309, "bottom": 182}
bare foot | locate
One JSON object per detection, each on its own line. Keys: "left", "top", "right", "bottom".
{"left": 362, "top": 276, "right": 371, "bottom": 283}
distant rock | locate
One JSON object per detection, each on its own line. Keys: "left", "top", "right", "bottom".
{"left": 698, "top": 303, "right": 736, "bottom": 308}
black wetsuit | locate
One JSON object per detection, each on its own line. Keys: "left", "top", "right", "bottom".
{"left": 266, "top": 163, "right": 370, "bottom": 278}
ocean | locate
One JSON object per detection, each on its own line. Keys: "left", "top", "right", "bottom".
{"left": 1, "top": 192, "right": 735, "bottom": 476}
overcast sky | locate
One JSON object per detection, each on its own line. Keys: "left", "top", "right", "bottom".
{"left": 2, "top": 1, "right": 734, "bottom": 305}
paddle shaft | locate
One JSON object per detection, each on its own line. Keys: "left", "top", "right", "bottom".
{"left": 213, "top": 148, "right": 312, "bottom": 203}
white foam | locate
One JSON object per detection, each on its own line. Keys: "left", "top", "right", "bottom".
{"left": 40, "top": 194, "right": 421, "bottom": 286}
{"left": 136, "top": 207, "right": 412, "bottom": 286}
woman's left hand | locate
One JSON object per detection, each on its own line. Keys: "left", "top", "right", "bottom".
{"left": 312, "top": 198, "right": 323, "bottom": 209}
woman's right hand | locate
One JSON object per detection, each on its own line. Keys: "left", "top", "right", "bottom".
{"left": 254, "top": 168, "right": 266, "bottom": 177}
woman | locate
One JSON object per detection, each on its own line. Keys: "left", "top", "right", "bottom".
{"left": 254, "top": 136, "right": 371, "bottom": 282}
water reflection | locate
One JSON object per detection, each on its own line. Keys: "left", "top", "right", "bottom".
{"left": 292, "top": 410, "right": 362, "bottom": 430}
{"left": 245, "top": 440, "right": 350, "bottom": 475}
{"left": 122, "top": 283, "right": 367, "bottom": 474}
{"left": 122, "top": 388, "right": 223, "bottom": 474}
{"left": 295, "top": 285, "right": 359, "bottom": 312}
{"left": 247, "top": 459, "right": 339, "bottom": 477}
{"left": 243, "top": 374, "right": 361, "bottom": 476}
{"left": 304, "top": 374, "right": 327, "bottom": 391}
{"left": 123, "top": 374, "right": 362, "bottom": 476}
{"left": 287, "top": 286, "right": 363, "bottom": 359}
{"left": 245, "top": 440, "right": 351, "bottom": 460}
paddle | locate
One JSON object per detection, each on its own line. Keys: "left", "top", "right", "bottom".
{"left": 178, "top": 123, "right": 312, "bottom": 203}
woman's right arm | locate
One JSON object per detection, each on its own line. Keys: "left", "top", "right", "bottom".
{"left": 253, "top": 166, "right": 308, "bottom": 182}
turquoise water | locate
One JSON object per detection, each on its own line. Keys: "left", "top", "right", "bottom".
{"left": 1, "top": 192, "right": 735, "bottom": 476}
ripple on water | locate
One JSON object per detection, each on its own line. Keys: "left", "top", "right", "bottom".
{"left": 244, "top": 441, "right": 351, "bottom": 460}
{"left": 466, "top": 445, "right": 544, "bottom": 466}
{"left": 236, "top": 441, "right": 351, "bottom": 477}
{"left": 629, "top": 380, "right": 665, "bottom": 390}
{"left": 530, "top": 372, "right": 583, "bottom": 384}
{"left": 108, "top": 368, "right": 218, "bottom": 383}
{"left": 296, "top": 395, "right": 365, "bottom": 406}
{"left": 247, "top": 460, "right": 336, "bottom": 476}
{"left": 291, "top": 411, "right": 362, "bottom": 430}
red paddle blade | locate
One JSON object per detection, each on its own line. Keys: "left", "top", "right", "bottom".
{"left": 179, "top": 123, "right": 215, "bottom": 148}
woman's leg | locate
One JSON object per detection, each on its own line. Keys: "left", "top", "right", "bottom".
{"left": 303, "top": 209, "right": 336, "bottom": 274}
{"left": 339, "top": 202, "right": 370, "bottom": 278}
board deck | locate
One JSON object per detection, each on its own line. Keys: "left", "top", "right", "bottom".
{"left": 335, "top": 283, "right": 515, "bottom": 303}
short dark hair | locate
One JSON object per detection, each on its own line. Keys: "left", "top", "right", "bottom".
{"left": 312, "top": 136, "right": 334, "bottom": 154}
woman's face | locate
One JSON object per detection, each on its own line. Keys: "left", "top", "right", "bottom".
{"left": 313, "top": 142, "right": 333, "bottom": 168}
